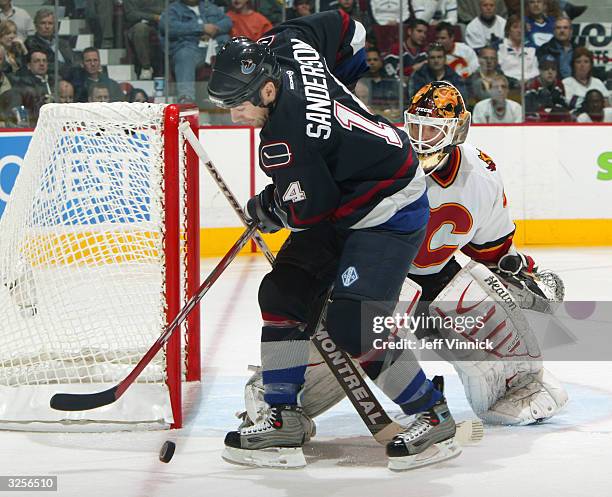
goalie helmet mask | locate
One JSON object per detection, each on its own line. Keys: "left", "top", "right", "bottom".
{"left": 207, "top": 37, "right": 282, "bottom": 109}
{"left": 404, "top": 81, "right": 471, "bottom": 173}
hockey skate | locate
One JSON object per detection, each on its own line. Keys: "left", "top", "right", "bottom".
{"left": 386, "top": 397, "right": 461, "bottom": 471}
{"left": 223, "top": 404, "right": 315, "bottom": 469}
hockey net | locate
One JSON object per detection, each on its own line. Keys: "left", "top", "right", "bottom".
{"left": 0, "top": 103, "right": 200, "bottom": 430}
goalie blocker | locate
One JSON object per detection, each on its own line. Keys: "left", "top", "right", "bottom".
{"left": 242, "top": 261, "right": 567, "bottom": 427}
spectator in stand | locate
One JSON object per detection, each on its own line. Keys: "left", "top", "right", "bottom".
{"left": 435, "top": 22, "right": 479, "bottom": 79}
{"left": 410, "top": 43, "right": 466, "bottom": 99}
{"left": 368, "top": 0, "right": 411, "bottom": 27}
{"left": 13, "top": 49, "right": 52, "bottom": 94}
{"left": 498, "top": 14, "right": 539, "bottom": 81}
{"left": 227, "top": 0, "right": 272, "bottom": 41}
{"left": 129, "top": 87, "right": 149, "bottom": 102}
{"left": 459, "top": 0, "right": 506, "bottom": 25}
{"left": 413, "top": 0, "right": 457, "bottom": 25}
{"left": 361, "top": 48, "right": 400, "bottom": 119}
{"left": 525, "top": 0, "right": 555, "bottom": 48}
{"left": 0, "top": 0, "right": 34, "bottom": 42}
{"left": 0, "top": 86, "right": 37, "bottom": 126}
{"left": 465, "top": 0, "right": 506, "bottom": 51}
{"left": 12, "top": 50, "right": 53, "bottom": 109}
{"left": 88, "top": 82, "right": 111, "bottom": 103}
{"left": 536, "top": 16, "right": 574, "bottom": 79}
{"left": 85, "top": 0, "right": 115, "bottom": 49}
{"left": 286, "top": 0, "right": 312, "bottom": 20}
{"left": 0, "top": 45, "right": 15, "bottom": 95}
{"left": 159, "top": 0, "right": 232, "bottom": 104}
{"left": 576, "top": 89, "right": 612, "bottom": 123}
{"left": 124, "top": 0, "right": 164, "bottom": 81}
{"left": 472, "top": 73, "right": 522, "bottom": 122}
{"left": 57, "top": 79, "right": 74, "bottom": 103}
{"left": 68, "top": 47, "right": 123, "bottom": 103}
{"left": 524, "top": 54, "right": 570, "bottom": 120}
{"left": 467, "top": 45, "right": 500, "bottom": 105}
{"left": 0, "top": 20, "right": 27, "bottom": 74}
{"left": 25, "top": 8, "right": 76, "bottom": 79}
{"left": 506, "top": 0, "right": 586, "bottom": 21}
{"left": 252, "top": 0, "right": 282, "bottom": 26}
{"left": 383, "top": 18, "right": 428, "bottom": 78}
{"left": 562, "top": 47, "right": 609, "bottom": 112}
{"left": 338, "top": 0, "right": 371, "bottom": 32}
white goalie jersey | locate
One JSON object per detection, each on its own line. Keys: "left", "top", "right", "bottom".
{"left": 410, "top": 143, "right": 516, "bottom": 276}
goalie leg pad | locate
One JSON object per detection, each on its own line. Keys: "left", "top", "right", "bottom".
{"left": 479, "top": 368, "right": 568, "bottom": 425}
{"left": 430, "top": 261, "right": 544, "bottom": 415}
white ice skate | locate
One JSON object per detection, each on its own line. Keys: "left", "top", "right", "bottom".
{"left": 222, "top": 404, "right": 315, "bottom": 469}
{"left": 386, "top": 398, "right": 462, "bottom": 471}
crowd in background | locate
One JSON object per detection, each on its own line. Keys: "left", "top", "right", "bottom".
{"left": 0, "top": 0, "right": 610, "bottom": 127}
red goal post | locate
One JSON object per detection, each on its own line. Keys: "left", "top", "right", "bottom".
{"left": 164, "top": 104, "right": 201, "bottom": 429}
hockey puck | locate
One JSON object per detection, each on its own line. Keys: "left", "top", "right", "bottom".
{"left": 159, "top": 441, "right": 176, "bottom": 463}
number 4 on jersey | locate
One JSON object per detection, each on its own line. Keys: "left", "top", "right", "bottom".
{"left": 282, "top": 181, "right": 306, "bottom": 203}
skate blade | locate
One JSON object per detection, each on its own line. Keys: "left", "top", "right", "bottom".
{"left": 455, "top": 419, "right": 484, "bottom": 445}
{"left": 388, "top": 438, "right": 462, "bottom": 472}
{"left": 222, "top": 446, "right": 306, "bottom": 469}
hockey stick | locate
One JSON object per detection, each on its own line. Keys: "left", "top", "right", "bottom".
{"left": 50, "top": 224, "right": 258, "bottom": 412}
{"left": 179, "top": 126, "right": 483, "bottom": 445}
{"left": 179, "top": 123, "right": 274, "bottom": 266}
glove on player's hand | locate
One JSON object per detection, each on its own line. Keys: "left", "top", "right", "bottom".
{"left": 245, "top": 185, "right": 284, "bottom": 234}
{"left": 495, "top": 252, "right": 545, "bottom": 297}
{"left": 487, "top": 252, "right": 565, "bottom": 313}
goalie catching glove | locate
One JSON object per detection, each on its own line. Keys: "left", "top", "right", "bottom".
{"left": 487, "top": 251, "right": 565, "bottom": 314}
{"left": 245, "top": 184, "right": 287, "bottom": 234}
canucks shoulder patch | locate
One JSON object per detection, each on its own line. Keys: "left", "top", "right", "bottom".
{"left": 260, "top": 142, "right": 292, "bottom": 169}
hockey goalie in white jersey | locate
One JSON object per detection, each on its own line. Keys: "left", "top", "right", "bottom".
{"left": 240, "top": 81, "right": 568, "bottom": 436}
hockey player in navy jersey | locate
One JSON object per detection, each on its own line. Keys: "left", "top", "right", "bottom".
{"left": 207, "top": 12, "right": 463, "bottom": 470}
{"left": 234, "top": 81, "right": 569, "bottom": 469}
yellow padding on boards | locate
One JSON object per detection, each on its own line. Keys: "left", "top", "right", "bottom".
{"left": 24, "top": 231, "right": 160, "bottom": 266}
{"left": 513, "top": 219, "right": 612, "bottom": 246}
{"left": 201, "top": 219, "right": 612, "bottom": 258}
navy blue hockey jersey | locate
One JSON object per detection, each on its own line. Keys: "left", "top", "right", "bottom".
{"left": 258, "top": 11, "right": 428, "bottom": 231}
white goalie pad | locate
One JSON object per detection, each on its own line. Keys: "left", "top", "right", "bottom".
{"left": 479, "top": 368, "right": 568, "bottom": 425}
{"left": 430, "top": 261, "right": 543, "bottom": 416}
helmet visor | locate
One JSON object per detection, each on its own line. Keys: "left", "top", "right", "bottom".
{"left": 208, "top": 69, "right": 265, "bottom": 109}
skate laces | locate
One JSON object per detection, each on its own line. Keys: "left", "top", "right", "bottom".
{"left": 240, "top": 406, "right": 283, "bottom": 435}
{"left": 397, "top": 412, "right": 435, "bottom": 442}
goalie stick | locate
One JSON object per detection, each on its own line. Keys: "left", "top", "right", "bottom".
{"left": 50, "top": 223, "right": 258, "bottom": 412}
{"left": 179, "top": 124, "right": 483, "bottom": 445}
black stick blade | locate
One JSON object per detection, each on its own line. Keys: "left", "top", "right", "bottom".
{"left": 50, "top": 386, "right": 119, "bottom": 411}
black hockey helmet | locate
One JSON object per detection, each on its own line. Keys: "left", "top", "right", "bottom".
{"left": 207, "top": 37, "right": 281, "bottom": 108}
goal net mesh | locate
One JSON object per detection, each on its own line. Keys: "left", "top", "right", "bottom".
{"left": 0, "top": 103, "right": 185, "bottom": 427}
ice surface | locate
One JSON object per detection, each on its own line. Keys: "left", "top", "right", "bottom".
{"left": 3, "top": 248, "right": 612, "bottom": 497}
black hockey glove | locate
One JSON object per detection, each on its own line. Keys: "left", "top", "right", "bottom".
{"left": 488, "top": 252, "right": 565, "bottom": 313}
{"left": 245, "top": 184, "right": 284, "bottom": 234}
